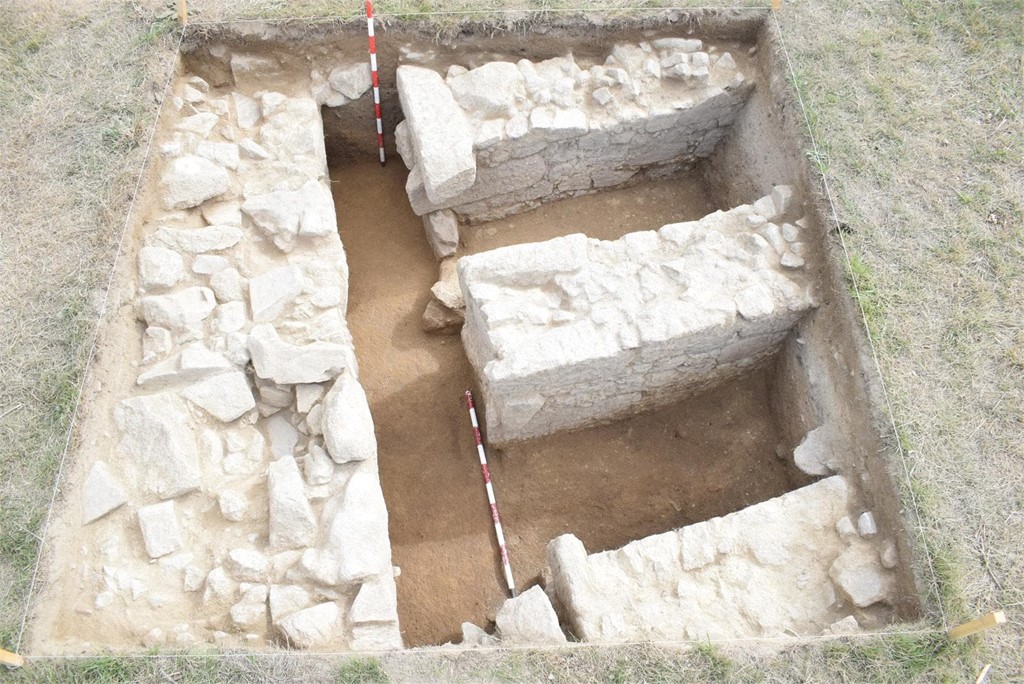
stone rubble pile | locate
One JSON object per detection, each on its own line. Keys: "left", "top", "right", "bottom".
{"left": 395, "top": 39, "right": 753, "bottom": 225}
{"left": 545, "top": 476, "right": 898, "bottom": 641}
{"left": 459, "top": 186, "right": 815, "bottom": 444}
{"left": 71, "top": 63, "right": 401, "bottom": 651}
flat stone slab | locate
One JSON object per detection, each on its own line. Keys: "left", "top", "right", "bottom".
{"left": 546, "top": 476, "right": 890, "bottom": 641}
{"left": 459, "top": 190, "right": 814, "bottom": 443}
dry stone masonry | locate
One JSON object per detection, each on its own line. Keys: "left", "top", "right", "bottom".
{"left": 546, "top": 476, "right": 898, "bottom": 641}
{"left": 459, "top": 187, "right": 815, "bottom": 443}
{"left": 395, "top": 39, "right": 753, "bottom": 224}
{"left": 61, "top": 57, "right": 400, "bottom": 652}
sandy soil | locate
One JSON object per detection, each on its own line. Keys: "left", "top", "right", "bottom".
{"left": 331, "top": 162, "right": 814, "bottom": 646}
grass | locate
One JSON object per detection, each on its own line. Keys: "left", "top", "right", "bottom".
{"left": 1, "top": 0, "right": 1022, "bottom": 680}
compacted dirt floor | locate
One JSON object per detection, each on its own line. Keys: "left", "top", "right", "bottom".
{"left": 330, "top": 162, "right": 814, "bottom": 647}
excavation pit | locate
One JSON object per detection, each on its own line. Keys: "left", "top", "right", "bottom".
{"left": 29, "top": 11, "right": 923, "bottom": 655}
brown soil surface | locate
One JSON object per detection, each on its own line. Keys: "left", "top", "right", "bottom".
{"left": 330, "top": 162, "right": 811, "bottom": 647}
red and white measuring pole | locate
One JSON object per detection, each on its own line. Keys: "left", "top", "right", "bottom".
{"left": 465, "top": 389, "right": 517, "bottom": 598}
{"left": 365, "top": 0, "right": 385, "bottom": 165}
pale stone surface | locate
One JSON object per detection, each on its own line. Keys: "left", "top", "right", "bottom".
{"left": 495, "top": 586, "right": 566, "bottom": 645}
{"left": 460, "top": 622, "right": 498, "bottom": 648}
{"left": 138, "top": 501, "right": 183, "bottom": 559}
{"left": 277, "top": 602, "right": 340, "bottom": 648}
{"left": 303, "top": 443, "right": 334, "bottom": 486}
{"left": 81, "top": 461, "right": 128, "bottom": 524}
{"left": 151, "top": 225, "right": 243, "bottom": 254}
{"left": 250, "top": 266, "right": 305, "bottom": 323}
{"left": 423, "top": 209, "right": 459, "bottom": 259}
{"left": 447, "top": 61, "right": 524, "bottom": 118}
{"left": 460, "top": 194, "right": 814, "bottom": 443}
{"left": 349, "top": 623, "right": 403, "bottom": 651}
{"left": 858, "top": 511, "right": 878, "bottom": 537}
{"left": 115, "top": 394, "right": 202, "bottom": 499}
{"left": 248, "top": 325, "right": 350, "bottom": 385}
{"left": 230, "top": 584, "right": 268, "bottom": 630}
{"left": 140, "top": 287, "right": 217, "bottom": 333}
{"left": 829, "top": 540, "right": 895, "bottom": 607}
{"left": 138, "top": 246, "right": 184, "bottom": 289}
{"left": 329, "top": 63, "right": 372, "bottom": 99}
{"left": 219, "top": 489, "right": 249, "bottom": 522}
{"left": 825, "top": 615, "right": 861, "bottom": 635}
{"left": 268, "top": 455, "right": 317, "bottom": 550}
{"left": 293, "top": 471, "right": 391, "bottom": 585}
{"left": 241, "top": 180, "right": 335, "bottom": 252}
{"left": 321, "top": 372, "right": 376, "bottom": 464}
{"left": 422, "top": 299, "right": 464, "bottom": 335}
{"left": 350, "top": 575, "right": 400, "bottom": 625}
{"left": 431, "top": 258, "right": 464, "bottom": 310}
{"left": 396, "top": 66, "right": 477, "bottom": 204}
{"left": 267, "top": 413, "right": 300, "bottom": 458}
{"left": 160, "top": 156, "right": 230, "bottom": 210}
{"left": 396, "top": 42, "right": 751, "bottom": 221}
{"left": 269, "top": 584, "right": 312, "bottom": 624}
{"left": 183, "top": 370, "right": 255, "bottom": 422}
{"left": 547, "top": 477, "right": 856, "bottom": 641}
{"left": 226, "top": 548, "right": 269, "bottom": 582}
{"left": 211, "top": 267, "right": 246, "bottom": 302}
{"left": 793, "top": 424, "right": 838, "bottom": 476}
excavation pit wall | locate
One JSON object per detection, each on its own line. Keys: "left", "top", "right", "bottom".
{"left": 28, "top": 11, "right": 923, "bottom": 655}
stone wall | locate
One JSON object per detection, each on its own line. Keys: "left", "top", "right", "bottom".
{"left": 546, "top": 476, "right": 900, "bottom": 641}
{"left": 394, "top": 39, "right": 754, "bottom": 223}
{"left": 59, "top": 60, "right": 400, "bottom": 651}
{"left": 459, "top": 187, "right": 815, "bottom": 444}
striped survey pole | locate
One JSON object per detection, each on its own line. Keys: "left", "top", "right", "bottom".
{"left": 465, "top": 389, "right": 517, "bottom": 598}
{"left": 365, "top": 0, "right": 385, "bottom": 165}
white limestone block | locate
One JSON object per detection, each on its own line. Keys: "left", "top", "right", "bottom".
{"left": 151, "top": 225, "right": 243, "bottom": 254}
{"left": 276, "top": 602, "right": 340, "bottom": 649}
{"left": 447, "top": 61, "right": 524, "bottom": 117}
{"left": 249, "top": 265, "right": 304, "bottom": 323}
{"left": 328, "top": 63, "right": 372, "bottom": 99}
{"left": 139, "top": 287, "right": 216, "bottom": 332}
{"left": 226, "top": 548, "right": 269, "bottom": 582}
{"left": 81, "top": 461, "right": 128, "bottom": 525}
{"left": 193, "top": 254, "right": 229, "bottom": 275}
{"left": 350, "top": 575, "right": 399, "bottom": 625}
{"left": 321, "top": 372, "right": 376, "bottom": 464}
{"left": 495, "top": 586, "right": 566, "bottom": 645}
{"left": 268, "top": 455, "right": 317, "bottom": 550}
{"left": 230, "top": 584, "right": 268, "bottom": 630}
{"left": 547, "top": 476, "right": 852, "bottom": 642}
{"left": 137, "top": 501, "right": 183, "bottom": 559}
{"left": 423, "top": 209, "right": 459, "bottom": 259}
{"left": 248, "top": 324, "right": 349, "bottom": 385}
{"left": 115, "top": 393, "right": 202, "bottom": 500}
{"left": 219, "top": 489, "right": 249, "bottom": 522}
{"left": 183, "top": 370, "right": 255, "bottom": 422}
{"left": 303, "top": 443, "right": 334, "bottom": 486}
{"left": 138, "top": 246, "right": 184, "bottom": 289}
{"left": 160, "top": 155, "right": 230, "bottom": 210}
{"left": 793, "top": 425, "right": 838, "bottom": 476}
{"left": 458, "top": 195, "right": 814, "bottom": 443}
{"left": 197, "top": 141, "right": 240, "bottom": 170}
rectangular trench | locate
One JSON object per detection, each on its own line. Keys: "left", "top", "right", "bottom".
{"left": 27, "top": 10, "right": 925, "bottom": 655}
{"left": 330, "top": 161, "right": 818, "bottom": 645}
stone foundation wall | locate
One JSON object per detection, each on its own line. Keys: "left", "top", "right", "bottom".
{"left": 395, "top": 39, "right": 754, "bottom": 223}
{"left": 54, "top": 60, "right": 400, "bottom": 652}
{"left": 459, "top": 187, "right": 815, "bottom": 444}
{"left": 546, "top": 476, "right": 900, "bottom": 641}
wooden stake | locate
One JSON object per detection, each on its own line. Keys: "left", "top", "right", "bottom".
{"left": 0, "top": 648, "right": 25, "bottom": 668}
{"left": 948, "top": 610, "right": 1006, "bottom": 641}
{"left": 177, "top": 0, "right": 188, "bottom": 26}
